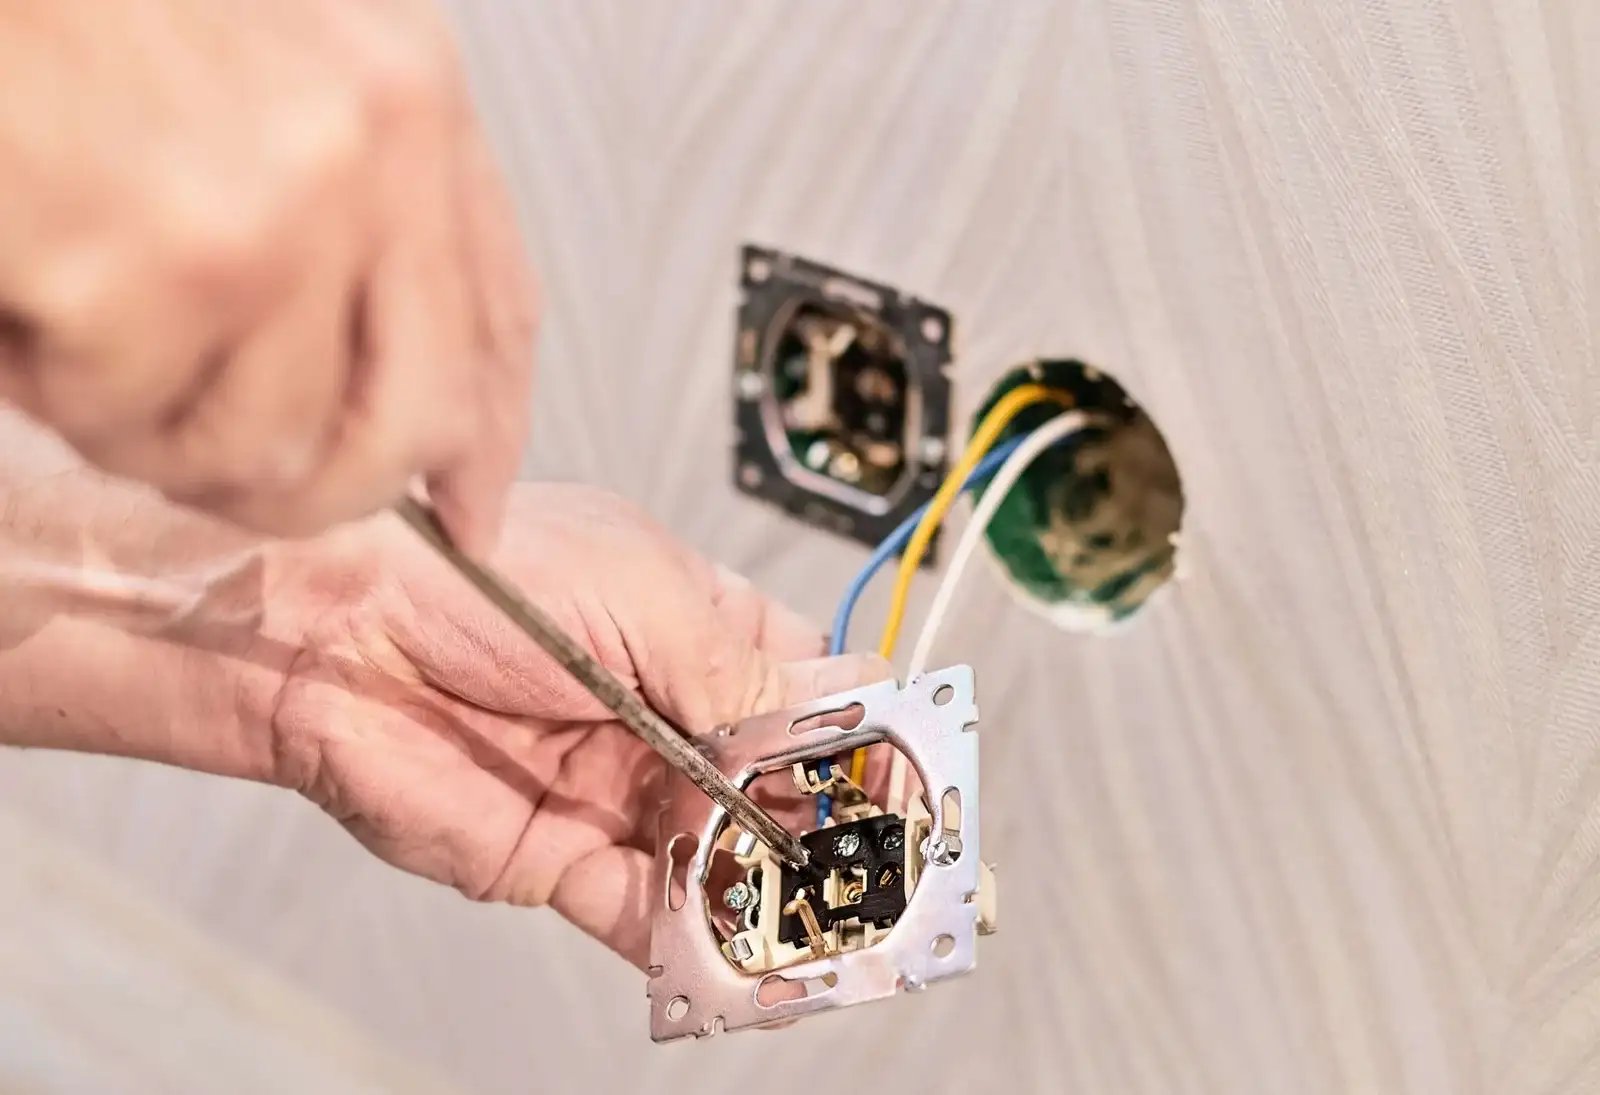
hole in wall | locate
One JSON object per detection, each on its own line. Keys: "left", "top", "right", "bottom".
{"left": 973, "top": 359, "right": 1183, "bottom": 631}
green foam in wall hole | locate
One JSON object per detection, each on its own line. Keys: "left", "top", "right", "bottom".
{"left": 971, "top": 359, "right": 1183, "bottom": 629}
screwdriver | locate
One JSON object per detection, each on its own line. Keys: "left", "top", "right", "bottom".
{"left": 392, "top": 497, "right": 812, "bottom": 869}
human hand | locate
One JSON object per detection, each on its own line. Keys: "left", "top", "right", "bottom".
{"left": 0, "top": 1, "right": 533, "bottom": 552}
{"left": 256, "top": 484, "right": 887, "bottom": 965}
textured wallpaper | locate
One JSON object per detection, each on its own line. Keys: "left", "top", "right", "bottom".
{"left": 4, "top": 1, "right": 1599, "bottom": 1091}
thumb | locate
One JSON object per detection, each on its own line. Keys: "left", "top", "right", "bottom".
{"left": 660, "top": 632, "right": 890, "bottom": 734}
{"left": 425, "top": 457, "right": 512, "bottom": 559}
{"left": 771, "top": 652, "right": 893, "bottom": 708}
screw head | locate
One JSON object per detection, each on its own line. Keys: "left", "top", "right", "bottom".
{"left": 919, "top": 436, "right": 947, "bottom": 466}
{"left": 722, "top": 882, "right": 755, "bottom": 911}
{"left": 736, "top": 371, "right": 766, "bottom": 400}
{"left": 921, "top": 836, "right": 958, "bottom": 866}
{"left": 832, "top": 831, "right": 862, "bottom": 858}
{"left": 882, "top": 827, "right": 904, "bottom": 852}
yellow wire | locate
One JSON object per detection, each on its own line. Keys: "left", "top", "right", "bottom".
{"left": 847, "top": 382, "right": 1073, "bottom": 786}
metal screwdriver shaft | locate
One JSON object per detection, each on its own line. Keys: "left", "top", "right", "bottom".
{"left": 392, "top": 497, "right": 811, "bottom": 869}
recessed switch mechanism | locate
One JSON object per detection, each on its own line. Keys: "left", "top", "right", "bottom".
{"left": 733, "top": 245, "right": 954, "bottom": 559}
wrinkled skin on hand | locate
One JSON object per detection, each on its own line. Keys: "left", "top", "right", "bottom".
{"left": 0, "top": 0, "right": 534, "bottom": 552}
{"left": 260, "top": 484, "right": 886, "bottom": 965}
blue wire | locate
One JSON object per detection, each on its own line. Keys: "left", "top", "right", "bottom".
{"left": 828, "top": 432, "right": 1031, "bottom": 658}
{"left": 814, "top": 432, "right": 1033, "bottom": 827}
{"left": 814, "top": 791, "right": 831, "bottom": 829}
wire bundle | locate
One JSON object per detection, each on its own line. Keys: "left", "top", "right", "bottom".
{"left": 816, "top": 382, "right": 1090, "bottom": 821}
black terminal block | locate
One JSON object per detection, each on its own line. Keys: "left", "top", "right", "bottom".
{"left": 777, "top": 813, "right": 908, "bottom": 946}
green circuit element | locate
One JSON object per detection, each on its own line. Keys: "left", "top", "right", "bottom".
{"left": 971, "top": 360, "right": 1182, "bottom": 622}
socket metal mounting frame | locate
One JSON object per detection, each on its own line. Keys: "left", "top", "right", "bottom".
{"left": 647, "top": 666, "right": 982, "bottom": 1041}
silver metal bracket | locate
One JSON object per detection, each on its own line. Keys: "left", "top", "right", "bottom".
{"left": 646, "top": 665, "right": 982, "bottom": 1041}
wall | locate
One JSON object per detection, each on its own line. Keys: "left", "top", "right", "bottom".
{"left": 4, "top": 1, "right": 1598, "bottom": 1091}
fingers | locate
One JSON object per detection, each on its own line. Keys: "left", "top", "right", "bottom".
{"left": 185, "top": 224, "right": 452, "bottom": 539}
{"left": 0, "top": 3, "right": 535, "bottom": 545}
{"left": 424, "top": 129, "right": 536, "bottom": 555}
{"left": 629, "top": 560, "right": 838, "bottom": 733}
{"left": 240, "top": 109, "right": 493, "bottom": 539}
{"left": 379, "top": 482, "right": 883, "bottom": 740}
{"left": 773, "top": 652, "right": 893, "bottom": 706}
{"left": 0, "top": 3, "right": 371, "bottom": 510}
{"left": 105, "top": 242, "right": 356, "bottom": 516}
{"left": 710, "top": 563, "right": 827, "bottom": 661}
{"left": 548, "top": 843, "right": 655, "bottom": 970}
{"left": 476, "top": 720, "right": 658, "bottom": 907}
{"left": 426, "top": 447, "right": 515, "bottom": 560}
{"left": 288, "top": 241, "right": 460, "bottom": 532}
{"left": 168, "top": 273, "right": 348, "bottom": 495}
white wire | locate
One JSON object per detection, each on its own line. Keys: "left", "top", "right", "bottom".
{"left": 905, "top": 410, "right": 1094, "bottom": 680}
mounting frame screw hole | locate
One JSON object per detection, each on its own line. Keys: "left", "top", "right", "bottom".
{"left": 756, "top": 971, "right": 838, "bottom": 1007}
{"left": 787, "top": 702, "right": 867, "bottom": 737}
{"left": 666, "top": 833, "right": 698, "bottom": 912}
